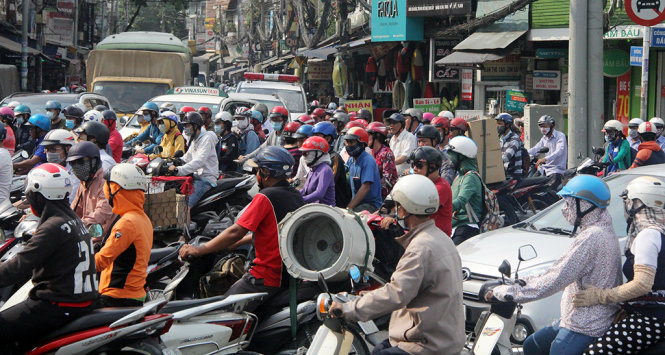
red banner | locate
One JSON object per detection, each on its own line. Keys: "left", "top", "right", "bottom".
{"left": 616, "top": 71, "right": 631, "bottom": 135}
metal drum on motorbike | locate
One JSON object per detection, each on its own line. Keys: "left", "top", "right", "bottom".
{"left": 279, "top": 204, "right": 375, "bottom": 282}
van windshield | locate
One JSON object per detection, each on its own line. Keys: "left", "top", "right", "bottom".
{"left": 93, "top": 81, "right": 170, "bottom": 113}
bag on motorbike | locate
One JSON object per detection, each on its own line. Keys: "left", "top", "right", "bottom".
{"left": 199, "top": 253, "right": 247, "bottom": 298}
{"left": 465, "top": 171, "right": 504, "bottom": 232}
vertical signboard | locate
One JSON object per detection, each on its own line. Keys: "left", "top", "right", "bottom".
{"left": 616, "top": 71, "right": 631, "bottom": 130}
{"left": 461, "top": 69, "right": 473, "bottom": 101}
{"left": 371, "top": 0, "right": 423, "bottom": 42}
{"left": 429, "top": 38, "right": 461, "bottom": 82}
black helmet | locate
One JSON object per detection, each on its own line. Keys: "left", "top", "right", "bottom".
{"left": 537, "top": 115, "right": 555, "bottom": 126}
{"left": 356, "top": 108, "right": 372, "bottom": 120}
{"left": 102, "top": 110, "right": 117, "bottom": 121}
{"left": 387, "top": 113, "right": 406, "bottom": 123}
{"left": 75, "top": 121, "right": 110, "bottom": 148}
{"left": 0, "top": 122, "right": 6, "bottom": 141}
{"left": 62, "top": 105, "right": 84, "bottom": 119}
{"left": 67, "top": 141, "right": 101, "bottom": 161}
{"left": 67, "top": 141, "right": 101, "bottom": 181}
{"left": 416, "top": 125, "right": 441, "bottom": 144}
{"left": 94, "top": 105, "right": 108, "bottom": 112}
{"left": 247, "top": 146, "right": 294, "bottom": 178}
{"left": 407, "top": 146, "right": 443, "bottom": 169}
{"left": 182, "top": 111, "right": 204, "bottom": 129}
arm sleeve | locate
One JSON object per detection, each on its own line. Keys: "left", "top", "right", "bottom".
{"left": 544, "top": 134, "right": 566, "bottom": 163}
{"left": 615, "top": 140, "right": 632, "bottom": 170}
{"left": 245, "top": 132, "right": 261, "bottom": 155}
{"left": 235, "top": 194, "right": 270, "bottom": 232}
{"left": 243, "top": 133, "right": 271, "bottom": 160}
{"left": 0, "top": 227, "right": 57, "bottom": 287}
{"left": 452, "top": 173, "right": 479, "bottom": 211}
{"left": 95, "top": 220, "right": 136, "bottom": 271}
{"left": 342, "top": 249, "right": 424, "bottom": 322}
{"left": 129, "top": 128, "right": 149, "bottom": 145}
{"left": 528, "top": 138, "right": 544, "bottom": 157}
{"left": 503, "top": 139, "right": 516, "bottom": 163}
{"left": 82, "top": 193, "right": 115, "bottom": 229}
{"left": 631, "top": 150, "right": 651, "bottom": 169}
{"left": 178, "top": 135, "right": 216, "bottom": 176}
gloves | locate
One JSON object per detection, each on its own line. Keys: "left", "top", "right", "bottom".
{"left": 572, "top": 285, "right": 609, "bottom": 307}
{"left": 573, "top": 264, "right": 656, "bottom": 308}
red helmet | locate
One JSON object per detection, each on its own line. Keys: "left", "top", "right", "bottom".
{"left": 282, "top": 121, "right": 302, "bottom": 138}
{"left": 366, "top": 122, "right": 388, "bottom": 136}
{"left": 349, "top": 112, "right": 357, "bottom": 121}
{"left": 450, "top": 117, "right": 469, "bottom": 132}
{"left": 342, "top": 120, "right": 364, "bottom": 134}
{"left": 270, "top": 106, "right": 289, "bottom": 119}
{"left": 344, "top": 127, "right": 369, "bottom": 145}
{"left": 311, "top": 108, "right": 326, "bottom": 118}
{"left": 432, "top": 116, "right": 450, "bottom": 129}
{"left": 355, "top": 119, "right": 369, "bottom": 128}
{"left": 299, "top": 136, "right": 330, "bottom": 153}
{"left": 296, "top": 114, "right": 315, "bottom": 125}
{"left": 198, "top": 106, "right": 212, "bottom": 114}
{"left": 180, "top": 106, "right": 196, "bottom": 114}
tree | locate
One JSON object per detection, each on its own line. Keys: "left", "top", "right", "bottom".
{"left": 124, "top": 0, "right": 190, "bottom": 33}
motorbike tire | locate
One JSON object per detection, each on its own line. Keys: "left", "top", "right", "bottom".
{"left": 95, "top": 336, "right": 163, "bottom": 355}
{"left": 497, "top": 196, "right": 518, "bottom": 227}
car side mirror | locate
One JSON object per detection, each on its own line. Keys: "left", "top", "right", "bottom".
{"left": 518, "top": 244, "right": 537, "bottom": 262}
{"left": 498, "top": 260, "right": 511, "bottom": 278}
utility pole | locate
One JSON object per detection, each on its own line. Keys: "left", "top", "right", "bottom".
{"left": 21, "top": 0, "right": 30, "bottom": 91}
{"left": 641, "top": 26, "right": 651, "bottom": 121}
{"left": 568, "top": 0, "right": 588, "bottom": 166}
{"left": 587, "top": 0, "right": 604, "bottom": 153}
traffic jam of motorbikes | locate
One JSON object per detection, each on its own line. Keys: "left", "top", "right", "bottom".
{"left": 3, "top": 0, "right": 665, "bottom": 353}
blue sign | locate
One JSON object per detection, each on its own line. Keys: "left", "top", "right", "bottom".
{"left": 630, "top": 46, "right": 643, "bottom": 66}
{"left": 652, "top": 28, "right": 665, "bottom": 48}
{"left": 371, "top": 0, "right": 424, "bottom": 42}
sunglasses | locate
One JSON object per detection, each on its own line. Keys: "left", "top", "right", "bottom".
{"left": 411, "top": 161, "right": 426, "bottom": 169}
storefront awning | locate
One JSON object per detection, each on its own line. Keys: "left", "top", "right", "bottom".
{"left": 297, "top": 45, "right": 337, "bottom": 59}
{"left": 454, "top": 30, "right": 526, "bottom": 51}
{"left": 0, "top": 36, "right": 40, "bottom": 55}
{"left": 227, "top": 67, "right": 248, "bottom": 76}
{"left": 436, "top": 47, "right": 513, "bottom": 65}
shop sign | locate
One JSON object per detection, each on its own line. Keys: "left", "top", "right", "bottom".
{"left": 652, "top": 28, "right": 665, "bottom": 47}
{"left": 308, "top": 61, "right": 333, "bottom": 81}
{"left": 604, "top": 25, "right": 643, "bottom": 39}
{"left": 630, "top": 46, "right": 643, "bottom": 66}
{"left": 429, "top": 38, "right": 461, "bottom": 82}
{"left": 371, "top": 0, "right": 423, "bottom": 42}
{"left": 616, "top": 72, "right": 631, "bottom": 130}
{"left": 536, "top": 48, "right": 568, "bottom": 59}
{"left": 532, "top": 70, "right": 561, "bottom": 90}
{"left": 205, "top": 18, "right": 215, "bottom": 29}
{"left": 456, "top": 110, "right": 484, "bottom": 120}
{"left": 373, "top": 80, "right": 397, "bottom": 94}
{"left": 344, "top": 99, "right": 373, "bottom": 114}
{"left": 505, "top": 90, "right": 528, "bottom": 112}
{"left": 481, "top": 54, "right": 520, "bottom": 81}
{"left": 413, "top": 98, "right": 441, "bottom": 114}
{"left": 603, "top": 49, "right": 630, "bottom": 77}
{"left": 406, "top": 0, "right": 471, "bottom": 17}
{"left": 461, "top": 69, "right": 473, "bottom": 101}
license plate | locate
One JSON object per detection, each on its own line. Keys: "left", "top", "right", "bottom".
{"left": 358, "top": 320, "right": 379, "bottom": 334}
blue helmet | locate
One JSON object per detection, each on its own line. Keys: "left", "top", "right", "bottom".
{"left": 140, "top": 102, "right": 159, "bottom": 113}
{"left": 247, "top": 146, "right": 294, "bottom": 178}
{"left": 293, "top": 124, "right": 313, "bottom": 139}
{"left": 557, "top": 175, "right": 611, "bottom": 208}
{"left": 14, "top": 104, "right": 31, "bottom": 115}
{"left": 250, "top": 110, "right": 264, "bottom": 123}
{"left": 313, "top": 121, "right": 337, "bottom": 140}
{"left": 496, "top": 113, "right": 514, "bottom": 125}
{"left": 45, "top": 100, "right": 62, "bottom": 110}
{"left": 27, "top": 114, "right": 51, "bottom": 131}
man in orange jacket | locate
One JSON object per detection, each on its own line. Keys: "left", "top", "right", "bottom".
{"left": 96, "top": 163, "right": 152, "bottom": 307}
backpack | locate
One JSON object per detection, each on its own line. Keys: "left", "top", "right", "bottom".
{"left": 464, "top": 170, "right": 504, "bottom": 232}
{"left": 199, "top": 253, "right": 247, "bottom": 298}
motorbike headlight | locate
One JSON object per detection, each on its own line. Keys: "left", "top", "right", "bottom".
{"left": 518, "top": 262, "right": 554, "bottom": 279}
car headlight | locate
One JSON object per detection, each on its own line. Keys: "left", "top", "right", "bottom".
{"left": 517, "top": 262, "right": 554, "bottom": 279}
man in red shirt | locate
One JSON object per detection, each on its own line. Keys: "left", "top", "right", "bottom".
{"left": 180, "top": 146, "right": 304, "bottom": 311}
{"left": 101, "top": 110, "right": 122, "bottom": 162}
{"left": 408, "top": 147, "right": 453, "bottom": 236}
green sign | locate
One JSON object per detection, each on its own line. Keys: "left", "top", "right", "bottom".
{"left": 413, "top": 98, "right": 441, "bottom": 114}
{"left": 505, "top": 90, "right": 528, "bottom": 112}
{"left": 536, "top": 48, "right": 568, "bottom": 59}
{"left": 603, "top": 49, "right": 630, "bottom": 77}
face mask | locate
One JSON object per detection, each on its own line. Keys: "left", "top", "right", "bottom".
{"left": 604, "top": 135, "right": 611, "bottom": 143}
{"left": 46, "top": 152, "right": 64, "bottom": 165}
{"left": 271, "top": 121, "right": 282, "bottom": 131}
{"left": 304, "top": 151, "right": 321, "bottom": 167}
{"left": 214, "top": 125, "right": 223, "bottom": 134}
{"left": 144, "top": 115, "right": 151, "bottom": 122}
{"left": 393, "top": 209, "right": 408, "bottom": 230}
{"left": 237, "top": 118, "right": 249, "bottom": 130}
{"left": 346, "top": 143, "right": 363, "bottom": 157}
{"left": 71, "top": 161, "right": 92, "bottom": 181}
{"left": 159, "top": 124, "right": 167, "bottom": 133}
{"left": 16, "top": 117, "right": 24, "bottom": 125}
{"left": 540, "top": 127, "right": 549, "bottom": 135}
{"left": 629, "top": 129, "right": 638, "bottom": 138}
{"left": 65, "top": 119, "right": 75, "bottom": 129}
{"left": 497, "top": 126, "right": 506, "bottom": 135}
{"left": 561, "top": 197, "right": 577, "bottom": 226}
{"left": 183, "top": 127, "right": 193, "bottom": 137}
{"left": 47, "top": 111, "right": 55, "bottom": 120}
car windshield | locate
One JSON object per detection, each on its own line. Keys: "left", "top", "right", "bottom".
{"left": 123, "top": 101, "right": 222, "bottom": 129}
{"left": 93, "top": 81, "right": 170, "bottom": 113}
{"left": 236, "top": 87, "right": 305, "bottom": 113}
{"left": 521, "top": 174, "right": 638, "bottom": 237}
{"left": 1, "top": 96, "right": 78, "bottom": 116}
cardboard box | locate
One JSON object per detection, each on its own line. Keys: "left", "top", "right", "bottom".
{"left": 466, "top": 117, "right": 507, "bottom": 184}
{"left": 144, "top": 189, "right": 187, "bottom": 229}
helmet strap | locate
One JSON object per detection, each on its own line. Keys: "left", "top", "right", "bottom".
{"left": 572, "top": 198, "right": 596, "bottom": 235}
{"left": 426, "top": 163, "right": 438, "bottom": 177}
{"left": 625, "top": 203, "right": 646, "bottom": 235}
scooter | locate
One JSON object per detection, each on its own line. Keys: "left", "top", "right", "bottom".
{"left": 0, "top": 199, "right": 24, "bottom": 239}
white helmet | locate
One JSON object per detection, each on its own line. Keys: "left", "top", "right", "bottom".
{"left": 649, "top": 117, "right": 664, "bottom": 132}
{"left": 40, "top": 129, "right": 76, "bottom": 147}
{"left": 438, "top": 110, "right": 455, "bottom": 120}
{"left": 390, "top": 174, "right": 439, "bottom": 215}
{"left": 214, "top": 111, "right": 233, "bottom": 123}
{"left": 623, "top": 176, "right": 665, "bottom": 210}
{"left": 447, "top": 136, "right": 478, "bottom": 158}
{"left": 84, "top": 110, "right": 103, "bottom": 122}
{"left": 602, "top": 120, "right": 623, "bottom": 132}
{"left": 403, "top": 108, "right": 423, "bottom": 121}
{"left": 7, "top": 101, "right": 20, "bottom": 109}
{"left": 105, "top": 163, "right": 147, "bottom": 191}
{"left": 628, "top": 118, "right": 644, "bottom": 128}
{"left": 638, "top": 121, "right": 658, "bottom": 134}
{"left": 25, "top": 163, "right": 73, "bottom": 200}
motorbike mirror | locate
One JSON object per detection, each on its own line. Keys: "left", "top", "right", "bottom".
{"left": 538, "top": 147, "right": 549, "bottom": 154}
{"left": 154, "top": 145, "right": 163, "bottom": 154}
{"left": 592, "top": 147, "right": 605, "bottom": 156}
{"left": 88, "top": 223, "right": 103, "bottom": 239}
{"left": 21, "top": 150, "right": 29, "bottom": 159}
{"left": 518, "top": 244, "right": 537, "bottom": 262}
{"left": 118, "top": 116, "right": 127, "bottom": 128}
{"left": 174, "top": 150, "right": 184, "bottom": 158}
{"left": 577, "top": 152, "right": 583, "bottom": 160}
{"left": 498, "top": 260, "right": 511, "bottom": 278}
{"left": 349, "top": 265, "right": 361, "bottom": 284}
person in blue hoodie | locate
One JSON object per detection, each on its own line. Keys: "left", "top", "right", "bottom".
{"left": 125, "top": 102, "right": 163, "bottom": 154}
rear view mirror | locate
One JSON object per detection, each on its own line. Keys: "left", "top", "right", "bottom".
{"left": 592, "top": 147, "right": 605, "bottom": 156}
{"left": 518, "top": 244, "right": 537, "bottom": 261}
{"left": 118, "top": 116, "right": 127, "bottom": 128}
{"left": 349, "top": 265, "right": 361, "bottom": 284}
{"left": 538, "top": 147, "right": 549, "bottom": 154}
{"left": 498, "top": 260, "right": 511, "bottom": 277}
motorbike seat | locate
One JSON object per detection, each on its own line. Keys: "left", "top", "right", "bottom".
{"left": 515, "top": 176, "right": 551, "bottom": 189}
{"left": 41, "top": 307, "right": 138, "bottom": 341}
{"left": 149, "top": 246, "right": 179, "bottom": 264}
{"left": 197, "top": 177, "right": 250, "bottom": 202}
{"left": 160, "top": 296, "right": 226, "bottom": 313}
{"left": 253, "top": 282, "right": 319, "bottom": 320}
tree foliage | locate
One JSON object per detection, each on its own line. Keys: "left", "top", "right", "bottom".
{"left": 124, "top": 0, "right": 190, "bottom": 36}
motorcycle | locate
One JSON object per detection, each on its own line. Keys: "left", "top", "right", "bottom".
{"left": 0, "top": 199, "right": 24, "bottom": 239}
{"left": 564, "top": 147, "right": 609, "bottom": 181}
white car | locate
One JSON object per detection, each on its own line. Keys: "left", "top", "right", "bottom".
{"left": 235, "top": 73, "right": 307, "bottom": 121}
{"left": 459, "top": 164, "right": 665, "bottom": 344}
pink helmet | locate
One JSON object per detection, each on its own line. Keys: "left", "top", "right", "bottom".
{"left": 422, "top": 112, "right": 435, "bottom": 123}
{"left": 0, "top": 107, "right": 15, "bottom": 118}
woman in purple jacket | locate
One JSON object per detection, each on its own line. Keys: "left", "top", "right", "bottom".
{"left": 299, "top": 136, "right": 335, "bottom": 206}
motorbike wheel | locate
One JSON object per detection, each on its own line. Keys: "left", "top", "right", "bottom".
{"left": 288, "top": 322, "right": 371, "bottom": 355}
{"left": 497, "top": 196, "right": 518, "bottom": 227}
{"left": 519, "top": 197, "right": 550, "bottom": 219}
